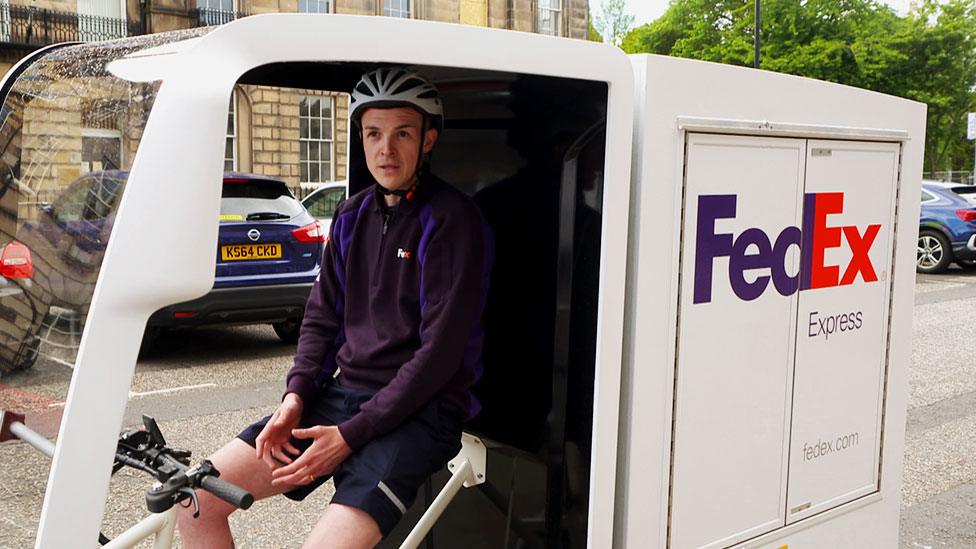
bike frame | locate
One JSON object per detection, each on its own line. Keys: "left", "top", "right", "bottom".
{"left": 1, "top": 411, "right": 179, "bottom": 549}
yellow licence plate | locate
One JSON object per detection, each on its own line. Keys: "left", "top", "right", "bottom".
{"left": 221, "top": 243, "right": 282, "bottom": 261}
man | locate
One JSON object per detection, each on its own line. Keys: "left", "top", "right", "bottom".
{"left": 178, "top": 67, "right": 493, "bottom": 548}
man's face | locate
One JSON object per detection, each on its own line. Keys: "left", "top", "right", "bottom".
{"left": 361, "top": 107, "right": 439, "bottom": 191}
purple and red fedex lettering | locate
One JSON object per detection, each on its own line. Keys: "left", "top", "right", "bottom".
{"left": 693, "top": 192, "right": 881, "bottom": 304}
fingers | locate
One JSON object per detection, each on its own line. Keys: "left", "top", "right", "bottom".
{"left": 283, "top": 441, "right": 301, "bottom": 456}
{"left": 270, "top": 445, "right": 295, "bottom": 465}
{"left": 271, "top": 453, "right": 308, "bottom": 480}
{"left": 272, "top": 466, "right": 317, "bottom": 487}
{"left": 255, "top": 409, "right": 281, "bottom": 459}
{"left": 290, "top": 426, "right": 324, "bottom": 440}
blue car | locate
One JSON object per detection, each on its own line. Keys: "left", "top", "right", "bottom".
{"left": 146, "top": 173, "right": 324, "bottom": 344}
{"left": 918, "top": 180, "right": 976, "bottom": 273}
{"left": 19, "top": 171, "right": 323, "bottom": 351}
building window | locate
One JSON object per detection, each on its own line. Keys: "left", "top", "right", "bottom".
{"left": 197, "top": 0, "right": 236, "bottom": 25}
{"left": 225, "top": 94, "right": 237, "bottom": 172}
{"left": 80, "top": 129, "right": 122, "bottom": 173}
{"left": 383, "top": 0, "right": 410, "bottom": 18}
{"left": 537, "top": 0, "right": 561, "bottom": 36}
{"left": 299, "top": 0, "right": 330, "bottom": 12}
{"left": 77, "top": 0, "right": 126, "bottom": 41}
{"left": 300, "top": 96, "right": 334, "bottom": 183}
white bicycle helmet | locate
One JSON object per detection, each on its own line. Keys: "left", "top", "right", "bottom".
{"left": 350, "top": 67, "right": 444, "bottom": 131}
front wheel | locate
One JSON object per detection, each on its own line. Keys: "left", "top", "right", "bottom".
{"left": 272, "top": 319, "right": 302, "bottom": 343}
{"left": 917, "top": 230, "right": 952, "bottom": 274}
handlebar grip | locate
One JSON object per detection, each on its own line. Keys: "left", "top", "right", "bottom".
{"left": 199, "top": 475, "right": 254, "bottom": 510}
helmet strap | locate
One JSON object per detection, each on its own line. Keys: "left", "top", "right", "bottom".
{"left": 415, "top": 116, "right": 428, "bottom": 179}
{"left": 378, "top": 184, "right": 417, "bottom": 201}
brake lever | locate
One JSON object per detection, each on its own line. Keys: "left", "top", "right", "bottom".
{"left": 177, "top": 487, "right": 200, "bottom": 518}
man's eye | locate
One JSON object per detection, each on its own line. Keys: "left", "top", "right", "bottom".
{"left": 398, "top": 131, "right": 411, "bottom": 138}
{"left": 367, "top": 131, "right": 379, "bottom": 139}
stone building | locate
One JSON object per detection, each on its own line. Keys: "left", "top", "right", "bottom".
{"left": 0, "top": 0, "right": 591, "bottom": 196}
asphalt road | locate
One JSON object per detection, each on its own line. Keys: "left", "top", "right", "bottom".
{"left": 0, "top": 269, "right": 974, "bottom": 548}
{"left": 900, "top": 267, "right": 976, "bottom": 549}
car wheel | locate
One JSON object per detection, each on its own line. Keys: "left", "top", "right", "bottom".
{"left": 139, "top": 326, "right": 163, "bottom": 358}
{"left": 917, "top": 230, "right": 952, "bottom": 274}
{"left": 272, "top": 319, "right": 302, "bottom": 343}
{"left": 16, "top": 335, "right": 40, "bottom": 371}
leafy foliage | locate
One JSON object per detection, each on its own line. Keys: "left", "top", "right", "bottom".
{"left": 594, "top": 0, "right": 636, "bottom": 47}
{"left": 621, "top": 0, "right": 976, "bottom": 174}
{"left": 589, "top": 18, "right": 604, "bottom": 42}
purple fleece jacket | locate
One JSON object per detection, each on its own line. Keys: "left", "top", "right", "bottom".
{"left": 285, "top": 175, "right": 493, "bottom": 451}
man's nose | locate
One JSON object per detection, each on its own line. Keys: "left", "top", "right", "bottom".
{"left": 378, "top": 136, "right": 395, "bottom": 156}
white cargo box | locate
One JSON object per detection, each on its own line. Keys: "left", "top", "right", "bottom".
{"left": 616, "top": 55, "right": 924, "bottom": 548}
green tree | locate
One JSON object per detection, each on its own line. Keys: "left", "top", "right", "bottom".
{"left": 595, "top": 0, "right": 636, "bottom": 47}
{"left": 589, "top": 18, "right": 604, "bottom": 42}
{"left": 620, "top": 0, "right": 976, "bottom": 175}
{"left": 894, "top": 0, "right": 976, "bottom": 173}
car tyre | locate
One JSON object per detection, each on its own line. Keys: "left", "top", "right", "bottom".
{"left": 917, "top": 230, "right": 952, "bottom": 274}
{"left": 14, "top": 335, "right": 40, "bottom": 372}
{"left": 272, "top": 319, "right": 302, "bottom": 343}
{"left": 139, "top": 326, "right": 162, "bottom": 358}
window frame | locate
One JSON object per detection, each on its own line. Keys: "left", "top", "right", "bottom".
{"left": 382, "top": 0, "right": 412, "bottom": 19}
{"left": 298, "top": 0, "right": 332, "bottom": 13}
{"left": 536, "top": 0, "right": 562, "bottom": 36}
{"left": 225, "top": 92, "right": 237, "bottom": 172}
{"left": 299, "top": 95, "right": 336, "bottom": 184}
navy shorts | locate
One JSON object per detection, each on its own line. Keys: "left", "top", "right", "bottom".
{"left": 237, "top": 382, "right": 463, "bottom": 537}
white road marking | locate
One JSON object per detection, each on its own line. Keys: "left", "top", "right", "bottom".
{"left": 128, "top": 383, "right": 217, "bottom": 398}
{"left": 45, "top": 356, "right": 75, "bottom": 369}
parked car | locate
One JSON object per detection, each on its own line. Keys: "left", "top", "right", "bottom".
{"left": 918, "top": 180, "right": 976, "bottom": 273}
{"left": 300, "top": 181, "right": 347, "bottom": 234}
{"left": 17, "top": 171, "right": 324, "bottom": 355}
{"left": 145, "top": 172, "right": 325, "bottom": 346}
{"left": 0, "top": 241, "right": 43, "bottom": 373}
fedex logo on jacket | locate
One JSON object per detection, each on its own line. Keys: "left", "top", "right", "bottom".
{"left": 694, "top": 192, "right": 881, "bottom": 304}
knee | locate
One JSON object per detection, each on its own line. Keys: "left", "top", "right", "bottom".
{"left": 177, "top": 490, "right": 234, "bottom": 527}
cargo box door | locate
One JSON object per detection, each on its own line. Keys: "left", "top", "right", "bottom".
{"left": 786, "top": 140, "right": 900, "bottom": 523}
{"left": 670, "top": 134, "right": 805, "bottom": 549}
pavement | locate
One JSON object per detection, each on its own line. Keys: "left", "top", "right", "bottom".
{"left": 899, "top": 268, "right": 976, "bottom": 549}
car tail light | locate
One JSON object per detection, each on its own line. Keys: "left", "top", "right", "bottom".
{"left": 0, "top": 241, "right": 33, "bottom": 279}
{"left": 292, "top": 222, "right": 325, "bottom": 243}
{"left": 957, "top": 209, "right": 976, "bottom": 222}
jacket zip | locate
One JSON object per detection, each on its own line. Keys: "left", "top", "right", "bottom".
{"left": 373, "top": 210, "right": 392, "bottom": 287}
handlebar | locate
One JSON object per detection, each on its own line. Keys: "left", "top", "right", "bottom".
{"left": 2, "top": 410, "right": 254, "bottom": 517}
{"left": 200, "top": 473, "right": 255, "bottom": 510}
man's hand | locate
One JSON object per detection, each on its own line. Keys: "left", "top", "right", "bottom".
{"left": 270, "top": 425, "right": 352, "bottom": 487}
{"left": 255, "top": 393, "right": 304, "bottom": 470}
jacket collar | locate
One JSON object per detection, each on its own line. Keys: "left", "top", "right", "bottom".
{"left": 370, "top": 173, "right": 437, "bottom": 215}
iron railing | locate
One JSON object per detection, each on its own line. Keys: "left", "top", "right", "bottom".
{"left": 0, "top": 3, "right": 136, "bottom": 48}
{"left": 192, "top": 7, "right": 248, "bottom": 27}
{"left": 924, "top": 171, "right": 976, "bottom": 185}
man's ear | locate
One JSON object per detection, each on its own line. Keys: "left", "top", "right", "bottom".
{"left": 422, "top": 128, "right": 439, "bottom": 154}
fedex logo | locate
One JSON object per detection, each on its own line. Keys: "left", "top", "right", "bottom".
{"left": 694, "top": 192, "right": 881, "bottom": 304}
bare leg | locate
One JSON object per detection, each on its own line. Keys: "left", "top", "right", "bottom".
{"left": 302, "top": 503, "right": 383, "bottom": 549}
{"left": 177, "top": 438, "right": 290, "bottom": 549}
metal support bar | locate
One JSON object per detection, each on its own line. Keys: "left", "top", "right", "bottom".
{"left": 399, "top": 433, "right": 487, "bottom": 549}
{"left": 102, "top": 507, "right": 174, "bottom": 549}
{"left": 1, "top": 411, "right": 55, "bottom": 458}
{"left": 10, "top": 420, "right": 54, "bottom": 458}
